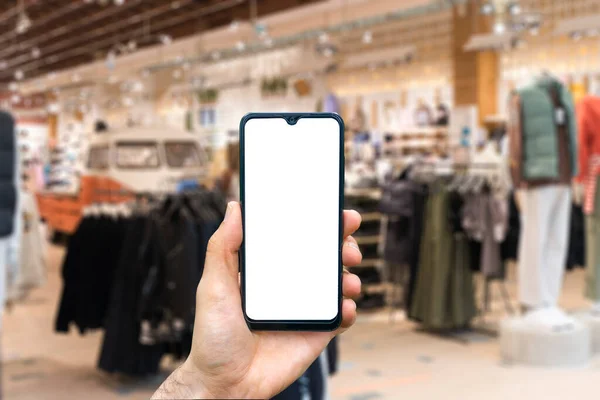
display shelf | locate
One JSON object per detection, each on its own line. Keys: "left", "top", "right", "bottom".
{"left": 363, "top": 283, "right": 389, "bottom": 294}
{"left": 354, "top": 258, "right": 383, "bottom": 268}
{"left": 345, "top": 187, "right": 381, "bottom": 199}
{"left": 355, "top": 235, "right": 382, "bottom": 245}
{"left": 382, "top": 127, "right": 448, "bottom": 158}
{"left": 345, "top": 185, "right": 385, "bottom": 309}
{"left": 361, "top": 212, "right": 381, "bottom": 222}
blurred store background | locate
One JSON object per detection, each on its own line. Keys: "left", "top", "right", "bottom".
{"left": 2, "top": 0, "right": 600, "bottom": 399}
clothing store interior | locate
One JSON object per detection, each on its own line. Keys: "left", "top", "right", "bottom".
{"left": 4, "top": 0, "right": 600, "bottom": 398}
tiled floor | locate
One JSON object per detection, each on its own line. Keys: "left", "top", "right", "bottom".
{"left": 3, "top": 244, "right": 599, "bottom": 399}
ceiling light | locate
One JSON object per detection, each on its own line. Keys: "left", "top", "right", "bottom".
{"left": 264, "top": 37, "right": 274, "bottom": 47}
{"left": 31, "top": 47, "right": 41, "bottom": 58}
{"left": 47, "top": 72, "right": 56, "bottom": 80}
{"left": 132, "top": 81, "right": 144, "bottom": 92}
{"left": 171, "top": 1, "right": 181, "bottom": 9}
{"left": 14, "top": 69, "right": 24, "bottom": 80}
{"left": 8, "top": 82, "right": 18, "bottom": 91}
{"left": 211, "top": 51, "right": 221, "bottom": 60}
{"left": 11, "top": 94, "right": 21, "bottom": 104}
{"left": 128, "top": 40, "right": 137, "bottom": 51}
{"left": 507, "top": 2, "right": 521, "bottom": 16}
{"left": 114, "top": 0, "right": 125, "bottom": 5}
{"left": 15, "top": 11, "right": 32, "bottom": 35}
{"left": 159, "top": 34, "right": 172, "bottom": 45}
{"left": 323, "top": 47, "right": 333, "bottom": 58}
{"left": 229, "top": 20, "right": 239, "bottom": 32}
{"left": 480, "top": 2, "right": 494, "bottom": 15}
{"left": 362, "top": 30, "right": 373, "bottom": 44}
{"left": 236, "top": 41, "right": 246, "bottom": 51}
{"left": 318, "top": 32, "right": 329, "bottom": 44}
{"left": 72, "top": 73, "right": 81, "bottom": 83}
{"left": 493, "top": 22, "right": 506, "bottom": 34}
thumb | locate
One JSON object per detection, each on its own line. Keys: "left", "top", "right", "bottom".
{"left": 204, "top": 201, "right": 243, "bottom": 281}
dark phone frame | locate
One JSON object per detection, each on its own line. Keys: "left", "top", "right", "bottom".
{"left": 239, "top": 112, "right": 345, "bottom": 331}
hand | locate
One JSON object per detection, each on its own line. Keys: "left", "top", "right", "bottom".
{"left": 152, "top": 202, "right": 362, "bottom": 399}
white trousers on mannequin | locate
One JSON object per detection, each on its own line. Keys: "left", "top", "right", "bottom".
{"left": 518, "top": 184, "right": 571, "bottom": 308}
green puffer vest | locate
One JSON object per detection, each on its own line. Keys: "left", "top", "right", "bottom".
{"left": 517, "top": 78, "right": 578, "bottom": 180}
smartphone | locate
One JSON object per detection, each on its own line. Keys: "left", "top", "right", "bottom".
{"left": 240, "top": 113, "right": 344, "bottom": 331}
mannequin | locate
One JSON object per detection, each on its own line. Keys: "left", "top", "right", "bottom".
{"left": 576, "top": 95, "right": 600, "bottom": 312}
{"left": 508, "top": 75, "right": 578, "bottom": 324}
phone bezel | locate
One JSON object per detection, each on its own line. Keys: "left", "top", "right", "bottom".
{"left": 239, "top": 112, "right": 345, "bottom": 331}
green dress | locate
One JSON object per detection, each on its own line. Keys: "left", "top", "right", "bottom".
{"left": 409, "top": 188, "right": 477, "bottom": 330}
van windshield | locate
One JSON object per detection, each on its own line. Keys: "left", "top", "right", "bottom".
{"left": 164, "top": 141, "right": 204, "bottom": 168}
{"left": 116, "top": 141, "right": 160, "bottom": 169}
{"left": 88, "top": 145, "right": 109, "bottom": 169}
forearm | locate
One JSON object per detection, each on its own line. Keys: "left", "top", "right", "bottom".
{"left": 152, "top": 362, "right": 210, "bottom": 399}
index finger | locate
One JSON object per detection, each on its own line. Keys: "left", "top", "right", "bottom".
{"left": 343, "top": 210, "right": 361, "bottom": 238}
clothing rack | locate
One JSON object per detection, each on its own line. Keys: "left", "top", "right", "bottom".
{"left": 55, "top": 187, "right": 227, "bottom": 377}
{"left": 384, "top": 159, "right": 515, "bottom": 341}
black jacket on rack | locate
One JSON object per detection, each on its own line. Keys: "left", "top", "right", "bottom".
{"left": 55, "top": 215, "right": 126, "bottom": 334}
{"left": 0, "top": 111, "right": 16, "bottom": 238}
{"left": 379, "top": 170, "right": 427, "bottom": 309}
{"left": 55, "top": 190, "right": 226, "bottom": 376}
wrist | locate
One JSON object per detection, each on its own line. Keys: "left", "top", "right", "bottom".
{"left": 151, "top": 360, "right": 211, "bottom": 399}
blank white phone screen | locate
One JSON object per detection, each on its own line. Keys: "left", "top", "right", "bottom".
{"left": 244, "top": 117, "right": 341, "bottom": 321}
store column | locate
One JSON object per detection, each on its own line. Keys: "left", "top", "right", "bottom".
{"left": 452, "top": 1, "right": 498, "bottom": 125}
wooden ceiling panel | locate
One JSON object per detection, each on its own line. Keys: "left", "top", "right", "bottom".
{"left": 0, "top": 0, "right": 324, "bottom": 84}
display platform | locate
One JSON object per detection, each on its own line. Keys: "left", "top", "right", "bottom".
{"left": 500, "top": 308, "right": 591, "bottom": 367}
{"left": 574, "top": 310, "right": 600, "bottom": 355}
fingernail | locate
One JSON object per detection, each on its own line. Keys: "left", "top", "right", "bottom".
{"left": 346, "top": 241, "right": 360, "bottom": 252}
{"left": 224, "top": 201, "right": 235, "bottom": 221}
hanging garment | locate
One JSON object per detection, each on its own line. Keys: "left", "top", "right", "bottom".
{"left": 0, "top": 111, "right": 16, "bottom": 238}
{"left": 5, "top": 190, "right": 45, "bottom": 302}
{"left": 323, "top": 93, "right": 340, "bottom": 115}
{"left": 379, "top": 173, "right": 427, "bottom": 309}
{"left": 98, "top": 216, "right": 165, "bottom": 376}
{"left": 500, "top": 192, "right": 520, "bottom": 262}
{"left": 576, "top": 97, "right": 600, "bottom": 214}
{"left": 585, "top": 176, "right": 600, "bottom": 301}
{"left": 55, "top": 215, "right": 125, "bottom": 334}
{"left": 517, "top": 185, "right": 571, "bottom": 308}
{"left": 97, "top": 191, "right": 224, "bottom": 376}
{"left": 567, "top": 203, "right": 585, "bottom": 270}
{"left": 461, "top": 192, "right": 508, "bottom": 279}
{"left": 409, "top": 187, "right": 476, "bottom": 329}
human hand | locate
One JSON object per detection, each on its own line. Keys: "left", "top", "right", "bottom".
{"left": 152, "top": 201, "right": 362, "bottom": 399}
